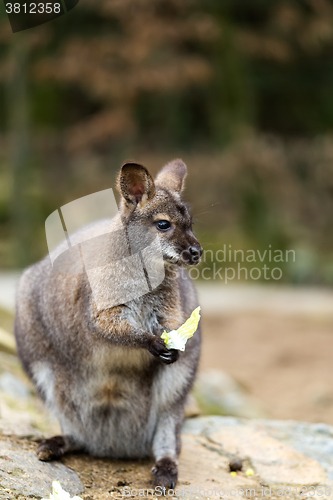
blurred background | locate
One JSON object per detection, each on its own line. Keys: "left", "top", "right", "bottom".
{"left": 0, "top": 0, "right": 333, "bottom": 432}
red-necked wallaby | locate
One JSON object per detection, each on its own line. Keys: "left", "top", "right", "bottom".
{"left": 14, "top": 160, "right": 202, "bottom": 488}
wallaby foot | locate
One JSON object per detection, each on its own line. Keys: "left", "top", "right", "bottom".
{"left": 36, "top": 435, "right": 78, "bottom": 461}
{"left": 152, "top": 457, "right": 178, "bottom": 489}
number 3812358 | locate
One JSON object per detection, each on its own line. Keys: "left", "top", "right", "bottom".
{"left": 5, "top": 3, "right": 61, "bottom": 14}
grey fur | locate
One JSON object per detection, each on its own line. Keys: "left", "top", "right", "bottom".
{"left": 14, "top": 160, "right": 202, "bottom": 487}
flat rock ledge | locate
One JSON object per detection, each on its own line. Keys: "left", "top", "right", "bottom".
{"left": 1, "top": 416, "right": 333, "bottom": 499}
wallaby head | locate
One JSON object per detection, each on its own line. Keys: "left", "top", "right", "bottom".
{"left": 117, "top": 159, "right": 203, "bottom": 266}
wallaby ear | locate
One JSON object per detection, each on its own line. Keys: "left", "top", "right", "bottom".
{"left": 117, "top": 162, "right": 155, "bottom": 206}
{"left": 155, "top": 159, "right": 187, "bottom": 193}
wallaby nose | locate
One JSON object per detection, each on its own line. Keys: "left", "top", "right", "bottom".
{"left": 188, "top": 245, "right": 203, "bottom": 260}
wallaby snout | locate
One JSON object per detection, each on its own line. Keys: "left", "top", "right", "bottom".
{"left": 182, "top": 241, "right": 203, "bottom": 266}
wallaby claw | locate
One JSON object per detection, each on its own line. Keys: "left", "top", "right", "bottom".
{"left": 159, "top": 349, "right": 179, "bottom": 364}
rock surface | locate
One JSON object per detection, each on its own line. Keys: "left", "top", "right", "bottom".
{"left": 183, "top": 417, "right": 333, "bottom": 495}
{"left": 0, "top": 439, "right": 84, "bottom": 499}
{"left": 1, "top": 416, "right": 333, "bottom": 499}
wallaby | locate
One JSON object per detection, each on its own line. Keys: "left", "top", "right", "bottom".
{"left": 14, "top": 160, "right": 202, "bottom": 489}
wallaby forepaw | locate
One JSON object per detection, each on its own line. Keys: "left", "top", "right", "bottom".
{"left": 148, "top": 337, "right": 179, "bottom": 365}
{"left": 152, "top": 457, "right": 178, "bottom": 489}
{"left": 36, "top": 436, "right": 66, "bottom": 462}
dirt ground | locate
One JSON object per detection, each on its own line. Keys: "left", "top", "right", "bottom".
{"left": 200, "top": 312, "right": 333, "bottom": 425}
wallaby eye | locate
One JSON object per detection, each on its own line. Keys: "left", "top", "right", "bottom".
{"left": 155, "top": 220, "right": 171, "bottom": 231}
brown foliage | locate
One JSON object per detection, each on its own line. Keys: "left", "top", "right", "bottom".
{"left": 32, "top": 0, "right": 217, "bottom": 150}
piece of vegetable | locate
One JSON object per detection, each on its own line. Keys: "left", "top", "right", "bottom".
{"left": 42, "top": 481, "right": 82, "bottom": 500}
{"left": 161, "top": 307, "right": 201, "bottom": 351}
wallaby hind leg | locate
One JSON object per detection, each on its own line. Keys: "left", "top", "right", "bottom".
{"left": 151, "top": 411, "right": 182, "bottom": 489}
{"left": 36, "top": 435, "right": 82, "bottom": 462}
